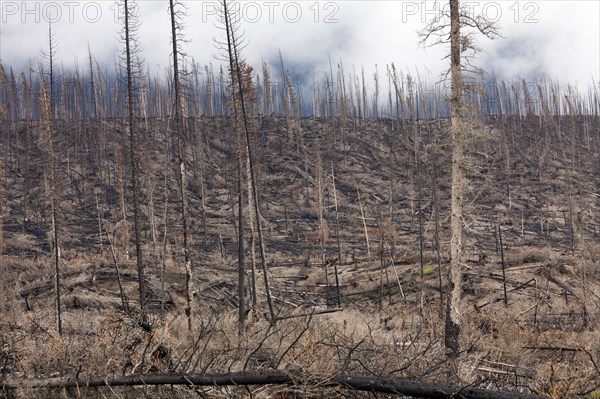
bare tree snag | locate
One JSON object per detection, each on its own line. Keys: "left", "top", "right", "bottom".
{"left": 331, "top": 163, "right": 342, "bottom": 307}
{"left": 121, "top": 0, "right": 149, "bottom": 330}
{"left": 246, "top": 157, "right": 258, "bottom": 310}
{"left": 41, "top": 21, "right": 62, "bottom": 336}
{"left": 432, "top": 146, "right": 444, "bottom": 317}
{"left": 217, "top": 0, "right": 277, "bottom": 328}
{"left": 221, "top": 0, "right": 247, "bottom": 333}
{"left": 499, "top": 224, "right": 508, "bottom": 305}
{"left": 87, "top": 44, "right": 98, "bottom": 119}
{"left": 419, "top": 0, "right": 500, "bottom": 361}
{"left": 446, "top": 0, "right": 464, "bottom": 359}
{"left": 357, "top": 188, "right": 371, "bottom": 259}
{"left": 169, "top": 0, "right": 193, "bottom": 331}
{"left": 314, "top": 140, "right": 328, "bottom": 286}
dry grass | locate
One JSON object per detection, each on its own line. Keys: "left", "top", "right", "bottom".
{"left": 2, "top": 246, "right": 599, "bottom": 399}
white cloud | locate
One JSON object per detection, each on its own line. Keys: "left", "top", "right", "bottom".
{"left": 0, "top": 0, "right": 597, "bottom": 87}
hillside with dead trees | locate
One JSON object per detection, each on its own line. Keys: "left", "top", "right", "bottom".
{"left": 0, "top": 110, "right": 599, "bottom": 398}
{"left": 0, "top": 0, "right": 599, "bottom": 397}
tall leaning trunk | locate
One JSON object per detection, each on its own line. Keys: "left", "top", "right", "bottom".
{"left": 169, "top": 0, "right": 193, "bottom": 331}
{"left": 237, "top": 103, "right": 245, "bottom": 333}
{"left": 445, "top": 0, "right": 464, "bottom": 358}
{"left": 220, "top": 0, "right": 246, "bottom": 333}
{"left": 221, "top": 0, "right": 277, "bottom": 328}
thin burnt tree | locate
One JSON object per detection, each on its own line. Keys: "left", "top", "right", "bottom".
{"left": 120, "top": 0, "right": 150, "bottom": 330}
{"left": 168, "top": 0, "right": 194, "bottom": 331}
{"left": 216, "top": 0, "right": 277, "bottom": 330}
{"left": 39, "top": 21, "right": 63, "bottom": 336}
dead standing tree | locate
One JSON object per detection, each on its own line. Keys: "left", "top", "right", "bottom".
{"left": 40, "top": 21, "right": 62, "bottom": 336}
{"left": 215, "top": 0, "right": 247, "bottom": 334}
{"left": 168, "top": 0, "right": 194, "bottom": 331}
{"left": 120, "top": 0, "right": 150, "bottom": 330}
{"left": 215, "top": 0, "right": 277, "bottom": 330}
{"left": 419, "top": 0, "right": 500, "bottom": 364}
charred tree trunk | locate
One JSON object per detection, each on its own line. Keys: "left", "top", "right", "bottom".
{"left": 123, "top": 0, "right": 149, "bottom": 330}
{"left": 169, "top": 0, "right": 193, "bottom": 331}
{"left": 220, "top": 0, "right": 277, "bottom": 328}
{"left": 42, "top": 21, "right": 62, "bottom": 336}
{"left": 0, "top": 371, "right": 548, "bottom": 399}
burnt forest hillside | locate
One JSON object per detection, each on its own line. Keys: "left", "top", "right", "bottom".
{"left": 0, "top": 112, "right": 599, "bottom": 398}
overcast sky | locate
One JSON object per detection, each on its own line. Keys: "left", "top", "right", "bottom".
{"left": 1, "top": 0, "right": 598, "bottom": 87}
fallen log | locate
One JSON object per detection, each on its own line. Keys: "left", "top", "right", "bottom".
{"left": 332, "top": 375, "right": 547, "bottom": 399}
{"left": 0, "top": 371, "right": 548, "bottom": 399}
{"left": 0, "top": 371, "right": 291, "bottom": 390}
